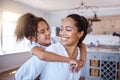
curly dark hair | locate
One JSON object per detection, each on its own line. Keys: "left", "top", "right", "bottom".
{"left": 14, "top": 13, "right": 49, "bottom": 42}
{"left": 67, "top": 14, "right": 88, "bottom": 46}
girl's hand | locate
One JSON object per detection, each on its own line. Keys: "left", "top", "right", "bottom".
{"left": 75, "top": 60, "right": 84, "bottom": 73}
{"left": 69, "top": 59, "right": 78, "bottom": 72}
{"left": 69, "top": 59, "right": 84, "bottom": 73}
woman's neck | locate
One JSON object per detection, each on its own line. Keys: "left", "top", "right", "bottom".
{"left": 65, "top": 46, "right": 78, "bottom": 59}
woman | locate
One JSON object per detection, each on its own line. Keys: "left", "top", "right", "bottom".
{"left": 39, "top": 14, "right": 88, "bottom": 80}
{"left": 15, "top": 13, "right": 87, "bottom": 79}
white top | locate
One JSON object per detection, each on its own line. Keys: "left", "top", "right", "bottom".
{"left": 40, "top": 42, "right": 81, "bottom": 80}
{"left": 28, "top": 37, "right": 60, "bottom": 51}
{"left": 15, "top": 55, "right": 47, "bottom": 80}
{"left": 15, "top": 38, "right": 81, "bottom": 80}
{"left": 15, "top": 37, "right": 60, "bottom": 80}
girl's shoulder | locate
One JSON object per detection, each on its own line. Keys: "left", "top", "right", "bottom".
{"left": 46, "top": 42, "right": 62, "bottom": 50}
{"left": 48, "top": 41, "right": 61, "bottom": 48}
{"left": 28, "top": 41, "right": 47, "bottom": 50}
{"left": 51, "top": 36, "right": 61, "bottom": 44}
{"left": 28, "top": 41, "right": 39, "bottom": 50}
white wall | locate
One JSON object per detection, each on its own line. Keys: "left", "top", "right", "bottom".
{"left": 46, "top": 7, "right": 120, "bottom": 27}
{"left": 0, "top": 0, "right": 46, "bottom": 73}
{"left": 0, "top": 52, "right": 31, "bottom": 73}
{"left": 0, "top": 0, "right": 45, "bottom": 17}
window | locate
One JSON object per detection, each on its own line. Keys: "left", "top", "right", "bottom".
{"left": 0, "top": 11, "right": 29, "bottom": 55}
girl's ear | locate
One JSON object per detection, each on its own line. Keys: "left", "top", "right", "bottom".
{"left": 78, "top": 31, "right": 84, "bottom": 39}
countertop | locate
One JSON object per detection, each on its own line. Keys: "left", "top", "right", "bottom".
{"left": 87, "top": 47, "right": 120, "bottom": 54}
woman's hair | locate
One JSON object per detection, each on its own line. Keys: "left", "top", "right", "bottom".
{"left": 15, "top": 13, "right": 49, "bottom": 42}
{"left": 67, "top": 14, "right": 88, "bottom": 46}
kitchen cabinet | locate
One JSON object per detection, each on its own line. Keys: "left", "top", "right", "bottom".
{"left": 83, "top": 52, "right": 120, "bottom": 80}
{"left": 103, "top": 16, "right": 120, "bottom": 32}
{"left": 115, "top": 17, "right": 120, "bottom": 31}
{"left": 91, "top": 16, "right": 120, "bottom": 34}
{"left": 92, "top": 21, "right": 104, "bottom": 34}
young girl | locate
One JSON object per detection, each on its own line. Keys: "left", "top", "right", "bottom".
{"left": 15, "top": 13, "right": 87, "bottom": 79}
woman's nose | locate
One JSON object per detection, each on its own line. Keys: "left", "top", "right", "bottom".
{"left": 60, "top": 30, "right": 65, "bottom": 36}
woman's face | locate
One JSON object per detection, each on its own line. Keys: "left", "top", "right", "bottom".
{"left": 36, "top": 21, "right": 51, "bottom": 46}
{"left": 59, "top": 17, "right": 82, "bottom": 46}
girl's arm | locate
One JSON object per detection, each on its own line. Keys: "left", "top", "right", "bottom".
{"left": 74, "top": 43, "right": 87, "bottom": 73}
{"left": 32, "top": 46, "right": 78, "bottom": 65}
{"left": 80, "top": 43, "right": 87, "bottom": 67}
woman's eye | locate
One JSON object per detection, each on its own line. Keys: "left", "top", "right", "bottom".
{"left": 66, "top": 28, "right": 72, "bottom": 31}
{"left": 60, "top": 28, "right": 63, "bottom": 31}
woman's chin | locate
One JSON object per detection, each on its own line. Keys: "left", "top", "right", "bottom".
{"left": 60, "top": 41, "right": 67, "bottom": 46}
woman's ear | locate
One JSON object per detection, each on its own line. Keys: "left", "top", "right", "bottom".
{"left": 78, "top": 31, "right": 84, "bottom": 38}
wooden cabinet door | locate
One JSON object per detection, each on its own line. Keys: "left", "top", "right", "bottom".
{"left": 90, "top": 16, "right": 120, "bottom": 34}
{"left": 115, "top": 17, "right": 120, "bottom": 32}
{"left": 92, "top": 21, "right": 104, "bottom": 34}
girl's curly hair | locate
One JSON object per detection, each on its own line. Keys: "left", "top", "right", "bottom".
{"left": 15, "top": 13, "right": 49, "bottom": 42}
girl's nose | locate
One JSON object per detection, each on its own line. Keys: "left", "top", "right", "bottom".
{"left": 46, "top": 30, "right": 50, "bottom": 35}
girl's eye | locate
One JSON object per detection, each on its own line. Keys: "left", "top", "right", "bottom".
{"left": 47, "top": 27, "right": 50, "bottom": 30}
{"left": 38, "top": 30, "right": 45, "bottom": 34}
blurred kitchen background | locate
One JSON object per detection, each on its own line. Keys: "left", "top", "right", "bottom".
{"left": 0, "top": 0, "right": 120, "bottom": 80}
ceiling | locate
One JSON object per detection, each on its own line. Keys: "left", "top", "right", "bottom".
{"left": 13, "top": 0, "right": 120, "bottom": 12}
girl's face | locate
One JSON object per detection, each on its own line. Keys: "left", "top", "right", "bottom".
{"left": 37, "top": 21, "right": 51, "bottom": 46}
{"left": 59, "top": 17, "right": 83, "bottom": 46}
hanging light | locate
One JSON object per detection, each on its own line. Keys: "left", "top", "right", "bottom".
{"left": 69, "top": 0, "right": 99, "bottom": 13}
{"left": 87, "top": 12, "right": 101, "bottom": 33}
{"left": 89, "top": 12, "right": 101, "bottom": 22}
{"left": 88, "top": 6, "right": 101, "bottom": 22}
{"left": 69, "top": 0, "right": 101, "bottom": 21}
{"left": 69, "top": 0, "right": 91, "bottom": 13}
{"left": 69, "top": 0, "right": 101, "bottom": 33}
